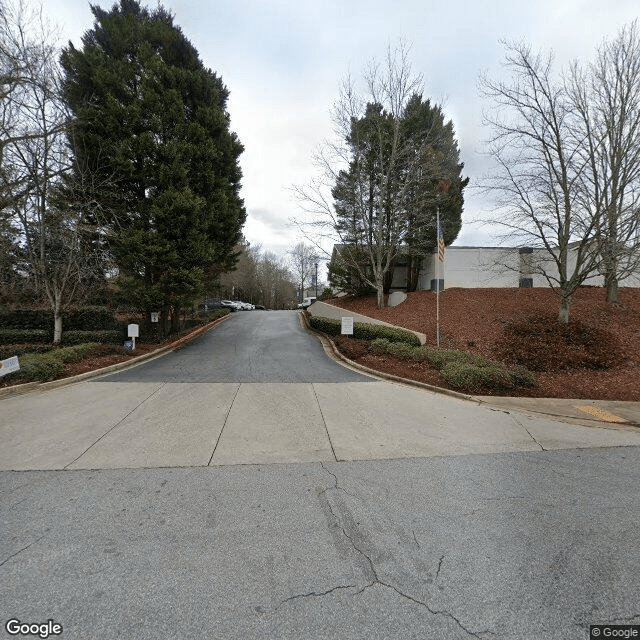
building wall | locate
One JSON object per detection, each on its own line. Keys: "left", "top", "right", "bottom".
{"left": 419, "top": 248, "right": 520, "bottom": 290}
{"left": 415, "top": 246, "right": 640, "bottom": 291}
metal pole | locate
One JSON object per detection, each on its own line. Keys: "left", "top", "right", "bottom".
{"left": 436, "top": 206, "right": 440, "bottom": 348}
{"left": 315, "top": 262, "right": 318, "bottom": 297}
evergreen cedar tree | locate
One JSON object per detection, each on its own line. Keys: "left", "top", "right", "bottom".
{"left": 330, "top": 95, "right": 468, "bottom": 294}
{"left": 61, "top": 0, "right": 246, "bottom": 322}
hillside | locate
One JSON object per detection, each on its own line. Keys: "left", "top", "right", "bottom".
{"left": 329, "top": 287, "right": 640, "bottom": 400}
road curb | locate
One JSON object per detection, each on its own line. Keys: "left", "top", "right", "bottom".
{"left": 299, "top": 311, "right": 477, "bottom": 402}
{"left": 0, "top": 313, "right": 231, "bottom": 400}
{"left": 299, "top": 311, "right": 640, "bottom": 430}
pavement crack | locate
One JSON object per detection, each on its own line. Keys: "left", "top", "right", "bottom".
{"left": 0, "top": 535, "right": 45, "bottom": 568}
{"left": 208, "top": 383, "right": 241, "bottom": 465}
{"left": 412, "top": 529, "right": 420, "bottom": 548}
{"left": 511, "top": 414, "right": 547, "bottom": 451}
{"left": 319, "top": 475, "right": 494, "bottom": 638}
{"left": 64, "top": 382, "right": 166, "bottom": 469}
{"left": 356, "top": 580, "right": 494, "bottom": 638}
{"left": 320, "top": 462, "right": 357, "bottom": 498}
{"left": 275, "top": 584, "right": 356, "bottom": 610}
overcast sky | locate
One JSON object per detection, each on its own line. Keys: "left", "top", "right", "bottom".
{"left": 47, "top": 0, "right": 639, "bottom": 262}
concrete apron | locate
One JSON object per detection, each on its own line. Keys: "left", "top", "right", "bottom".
{"left": 3, "top": 379, "right": 640, "bottom": 471}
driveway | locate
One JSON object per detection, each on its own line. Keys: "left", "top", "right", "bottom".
{"left": 2, "top": 311, "right": 640, "bottom": 471}
{"left": 2, "top": 311, "right": 640, "bottom": 639}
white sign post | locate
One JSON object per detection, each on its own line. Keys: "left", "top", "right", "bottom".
{"left": 0, "top": 356, "right": 20, "bottom": 377}
{"left": 127, "top": 323, "right": 139, "bottom": 351}
{"left": 341, "top": 316, "right": 354, "bottom": 336}
{"left": 150, "top": 312, "right": 159, "bottom": 323}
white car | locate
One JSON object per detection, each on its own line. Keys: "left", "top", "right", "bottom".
{"left": 297, "top": 296, "right": 317, "bottom": 309}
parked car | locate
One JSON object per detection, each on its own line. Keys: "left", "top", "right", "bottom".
{"left": 220, "top": 300, "right": 240, "bottom": 311}
{"left": 297, "top": 296, "right": 317, "bottom": 310}
{"left": 202, "top": 298, "right": 224, "bottom": 311}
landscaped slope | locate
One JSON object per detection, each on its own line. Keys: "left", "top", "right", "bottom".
{"left": 329, "top": 288, "right": 640, "bottom": 400}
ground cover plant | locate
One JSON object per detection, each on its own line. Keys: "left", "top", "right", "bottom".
{"left": 326, "top": 287, "right": 640, "bottom": 400}
{"left": 331, "top": 335, "right": 536, "bottom": 394}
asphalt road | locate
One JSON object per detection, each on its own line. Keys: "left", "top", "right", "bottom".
{"left": 2, "top": 310, "right": 640, "bottom": 639}
{"left": 100, "top": 310, "right": 371, "bottom": 382}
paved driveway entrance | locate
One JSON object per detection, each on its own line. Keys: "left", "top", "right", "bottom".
{"left": 2, "top": 311, "right": 640, "bottom": 471}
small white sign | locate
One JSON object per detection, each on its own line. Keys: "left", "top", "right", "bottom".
{"left": 341, "top": 316, "right": 354, "bottom": 335}
{"left": 0, "top": 356, "right": 20, "bottom": 377}
{"left": 150, "top": 312, "right": 159, "bottom": 323}
{"left": 127, "top": 323, "right": 139, "bottom": 338}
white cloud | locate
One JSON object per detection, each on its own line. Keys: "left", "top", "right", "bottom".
{"left": 48, "top": 0, "right": 640, "bottom": 254}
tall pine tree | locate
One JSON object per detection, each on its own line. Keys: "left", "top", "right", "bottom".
{"left": 330, "top": 94, "right": 467, "bottom": 296}
{"left": 61, "top": 0, "right": 245, "bottom": 331}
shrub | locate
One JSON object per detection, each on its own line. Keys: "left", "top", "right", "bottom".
{"left": 353, "top": 322, "right": 421, "bottom": 346}
{"left": 61, "top": 330, "right": 121, "bottom": 345}
{"left": 0, "top": 344, "right": 54, "bottom": 359}
{"left": 494, "top": 314, "right": 623, "bottom": 371}
{"left": 425, "top": 348, "right": 471, "bottom": 369}
{"left": 18, "top": 353, "right": 65, "bottom": 381}
{"left": 308, "top": 316, "right": 420, "bottom": 346}
{"left": 0, "top": 306, "right": 117, "bottom": 331}
{"left": 0, "top": 329, "right": 50, "bottom": 345}
{"left": 15, "top": 343, "right": 99, "bottom": 381}
{"left": 440, "top": 361, "right": 514, "bottom": 391}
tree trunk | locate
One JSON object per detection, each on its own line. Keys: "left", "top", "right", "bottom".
{"left": 558, "top": 295, "right": 571, "bottom": 323}
{"left": 606, "top": 273, "right": 619, "bottom": 304}
{"left": 376, "top": 284, "right": 385, "bottom": 309}
{"left": 406, "top": 255, "right": 420, "bottom": 292}
{"left": 53, "top": 301, "right": 63, "bottom": 344}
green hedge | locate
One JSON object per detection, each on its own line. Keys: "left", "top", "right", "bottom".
{"left": 0, "top": 344, "right": 54, "bottom": 359}
{"left": 370, "top": 338, "right": 425, "bottom": 361}
{"left": 308, "top": 316, "right": 420, "bottom": 346}
{"left": 0, "top": 307, "right": 117, "bottom": 331}
{"left": 15, "top": 343, "right": 99, "bottom": 382}
{"left": 0, "top": 329, "right": 50, "bottom": 345}
{"left": 61, "top": 330, "right": 121, "bottom": 345}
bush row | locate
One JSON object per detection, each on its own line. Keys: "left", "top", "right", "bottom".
{"left": 0, "top": 328, "right": 120, "bottom": 345}
{"left": 368, "top": 338, "right": 536, "bottom": 392}
{"left": 12, "top": 343, "right": 99, "bottom": 382}
{"left": 0, "top": 344, "right": 54, "bottom": 359}
{"left": 308, "top": 316, "right": 421, "bottom": 346}
{"left": 0, "top": 329, "right": 50, "bottom": 345}
{"left": 0, "top": 307, "right": 117, "bottom": 331}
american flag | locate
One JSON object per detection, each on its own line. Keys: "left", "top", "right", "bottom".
{"left": 437, "top": 224, "right": 445, "bottom": 262}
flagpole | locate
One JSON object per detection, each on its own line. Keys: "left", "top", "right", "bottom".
{"left": 436, "top": 205, "right": 440, "bottom": 348}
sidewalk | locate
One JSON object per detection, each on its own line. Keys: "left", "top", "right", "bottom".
{"left": 307, "top": 302, "right": 640, "bottom": 430}
{"left": 475, "top": 396, "right": 640, "bottom": 429}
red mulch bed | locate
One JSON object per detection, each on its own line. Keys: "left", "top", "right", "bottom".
{"left": 328, "top": 287, "right": 640, "bottom": 400}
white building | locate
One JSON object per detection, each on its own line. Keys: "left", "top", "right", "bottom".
{"left": 332, "top": 244, "right": 640, "bottom": 292}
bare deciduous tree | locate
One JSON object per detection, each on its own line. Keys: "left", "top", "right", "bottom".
{"left": 479, "top": 42, "right": 601, "bottom": 322}
{"left": 569, "top": 21, "right": 640, "bottom": 304}
{"left": 288, "top": 241, "right": 318, "bottom": 301}
{"left": 0, "top": 0, "right": 105, "bottom": 342}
